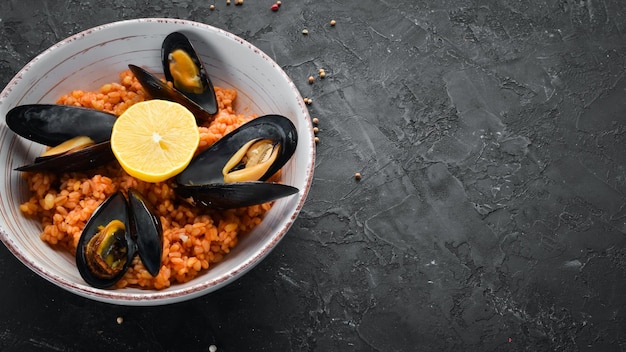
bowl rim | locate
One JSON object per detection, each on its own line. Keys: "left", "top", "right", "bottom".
{"left": 0, "top": 18, "right": 315, "bottom": 305}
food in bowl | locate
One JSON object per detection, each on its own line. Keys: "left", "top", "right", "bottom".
{"left": 6, "top": 32, "right": 299, "bottom": 290}
{"left": 0, "top": 18, "right": 313, "bottom": 305}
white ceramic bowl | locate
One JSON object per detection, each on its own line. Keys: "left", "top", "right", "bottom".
{"left": 0, "top": 19, "right": 314, "bottom": 305}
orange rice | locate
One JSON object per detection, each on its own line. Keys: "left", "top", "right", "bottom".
{"left": 18, "top": 70, "right": 271, "bottom": 290}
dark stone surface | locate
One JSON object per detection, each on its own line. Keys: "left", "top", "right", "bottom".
{"left": 1, "top": 0, "right": 626, "bottom": 351}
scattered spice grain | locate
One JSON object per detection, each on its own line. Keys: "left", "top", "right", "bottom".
{"left": 302, "top": 29, "right": 309, "bottom": 35}
{"left": 355, "top": 172, "right": 362, "bottom": 181}
{"left": 226, "top": 0, "right": 230, "bottom": 5}
{"left": 319, "top": 68, "right": 326, "bottom": 78}
{"left": 209, "top": 345, "right": 218, "bottom": 352}
{"left": 308, "top": 75, "right": 314, "bottom": 84}
{"left": 116, "top": 316, "right": 124, "bottom": 324}
{"left": 330, "top": 19, "right": 337, "bottom": 26}
{"left": 271, "top": 3, "right": 279, "bottom": 11}
{"left": 314, "top": 136, "right": 320, "bottom": 144}
{"left": 313, "top": 127, "right": 319, "bottom": 134}
{"left": 312, "top": 117, "right": 319, "bottom": 124}
{"left": 235, "top": 0, "right": 243, "bottom": 5}
{"left": 276, "top": 0, "right": 281, "bottom": 5}
{"left": 210, "top": 4, "right": 215, "bottom": 10}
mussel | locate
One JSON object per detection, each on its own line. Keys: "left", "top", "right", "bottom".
{"left": 5, "top": 104, "right": 117, "bottom": 172}
{"left": 76, "top": 189, "right": 163, "bottom": 288}
{"left": 162, "top": 32, "right": 217, "bottom": 115}
{"left": 174, "top": 114, "right": 299, "bottom": 209}
{"left": 129, "top": 32, "right": 218, "bottom": 121}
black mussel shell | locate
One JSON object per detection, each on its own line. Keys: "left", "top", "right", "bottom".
{"left": 15, "top": 141, "right": 115, "bottom": 173}
{"left": 5, "top": 104, "right": 116, "bottom": 146}
{"left": 176, "top": 182, "right": 299, "bottom": 209}
{"left": 128, "top": 188, "right": 163, "bottom": 277}
{"left": 128, "top": 64, "right": 214, "bottom": 122}
{"left": 161, "top": 32, "right": 218, "bottom": 115}
{"left": 76, "top": 192, "right": 134, "bottom": 289}
{"left": 176, "top": 114, "right": 298, "bottom": 186}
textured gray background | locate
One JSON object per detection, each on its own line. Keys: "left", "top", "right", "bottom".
{"left": 1, "top": 0, "right": 626, "bottom": 351}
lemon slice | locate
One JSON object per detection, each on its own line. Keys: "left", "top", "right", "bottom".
{"left": 111, "top": 100, "right": 200, "bottom": 183}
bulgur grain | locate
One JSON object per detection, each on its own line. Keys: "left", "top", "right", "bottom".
{"left": 22, "top": 69, "right": 270, "bottom": 290}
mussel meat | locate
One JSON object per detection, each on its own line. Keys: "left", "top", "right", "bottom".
{"left": 76, "top": 189, "right": 163, "bottom": 288}
{"left": 5, "top": 104, "right": 117, "bottom": 172}
{"left": 174, "top": 114, "right": 299, "bottom": 209}
{"left": 128, "top": 32, "right": 218, "bottom": 121}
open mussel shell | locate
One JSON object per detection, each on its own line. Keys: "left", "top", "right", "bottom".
{"left": 128, "top": 64, "right": 214, "bottom": 122}
{"left": 76, "top": 192, "right": 134, "bottom": 289}
{"left": 175, "top": 114, "right": 299, "bottom": 209}
{"left": 177, "top": 114, "right": 298, "bottom": 185}
{"left": 161, "top": 32, "right": 218, "bottom": 115}
{"left": 15, "top": 141, "right": 115, "bottom": 172}
{"left": 76, "top": 190, "right": 163, "bottom": 288}
{"left": 128, "top": 188, "right": 163, "bottom": 277}
{"left": 5, "top": 104, "right": 116, "bottom": 146}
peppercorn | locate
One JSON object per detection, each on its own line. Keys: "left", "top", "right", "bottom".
{"left": 313, "top": 127, "right": 319, "bottom": 134}
{"left": 210, "top": 4, "right": 215, "bottom": 10}
{"left": 302, "top": 29, "right": 309, "bottom": 35}
{"left": 330, "top": 19, "right": 337, "bottom": 26}
{"left": 355, "top": 172, "right": 362, "bottom": 181}
{"left": 308, "top": 76, "right": 314, "bottom": 84}
{"left": 314, "top": 136, "right": 320, "bottom": 144}
{"left": 226, "top": 0, "right": 230, "bottom": 5}
{"left": 235, "top": 0, "right": 242, "bottom": 5}
{"left": 276, "top": 0, "right": 281, "bottom": 5}
{"left": 312, "top": 117, "right": 319, "bottom": 124}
